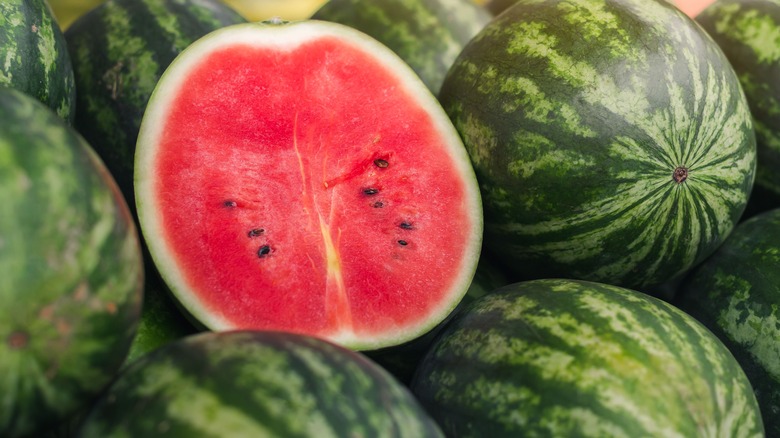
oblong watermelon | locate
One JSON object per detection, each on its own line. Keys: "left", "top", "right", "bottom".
{"left": 0, "top": 87, "right": 144, "bottom": 437}
{"left": 135, "top": 20, "right": 483, "bottom": 350}
{"left": 311, "top": 0, "right": 492, "bottom": 93}
{"left": 65, "top": 0, "right": 246, "bottom": 218}
{"left": 411, "top": 279, "right": 764, "bottom": 436}
{"left": 78, "top": 330, "right": 444, "bottom": 437}
{"left": 675, "top": 208, "right": 780, "bottom": 436}
{"left": 0, "top": 0, "right": 76, "bottom": 122}
{"left": 440, "top": 0, "right": 756, "bottom": 289}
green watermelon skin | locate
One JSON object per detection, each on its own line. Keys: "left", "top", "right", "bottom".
{"left": 675, "top": 208, "right": 780, "bottom": 436}
{"left": 440, "top": 0, "right": 756, "bottom": 289}
{"left": 64, "top": 0, "right": 246, "bottom": 217}
{"left": 123, "top": 257, "right": 198, "bottom": 368}
{"left": 312, "top": 0, "right": 492, "bottom": 93}
{"left": 0, "top": 0, "right": 76, "bottom": 122}
{"left": 78, "top": 330, "right": 444, "bottom": 437}
{"left": 696, "top": 0, "right": 780, "bottom": 206}
{"left": 411, "top": 279, "right": 764, "bottom": 437}
{"left": 0, "top": 87, "right": 144, "bottom": 437}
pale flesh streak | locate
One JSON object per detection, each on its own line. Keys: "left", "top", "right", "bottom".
{"left": 293, "top": 112, "right": 352, "bottom": 331}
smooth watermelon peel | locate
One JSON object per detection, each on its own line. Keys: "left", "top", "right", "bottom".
{"left": 135, "top": 20, "right": 483, "bottom": 350}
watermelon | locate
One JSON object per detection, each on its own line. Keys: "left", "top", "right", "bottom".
{"left": 696, "top": 0, "right": 780, "bottom": 211}
{"left": 0, "top": 87, "right": 144, "bottom": 437}
{"left": 134, "top": 20, "right": 483, "bottom": 350}
{"left": 0, "top": 0, "right": 76, "bottom": 122}
{"left": 440, "top": 0, "right": 756, "bottom": 289}
{"left": 311, "top": 0, "right": 492, "bottom": 93}
{"left": 366, "top": 253, "right": 509, "bottom": 384}
{"left": 123, "top": 257, "right": 198, "bottom": 367}
{"left": 675, "top": 208, "right": 780, "bottom": 436}
{"left": 78, "top": 330, "right": 444, "bottom": 437}
{"left": 64, "top": 0, "right": 246, "bottom": 217}
{"left": 411, "top": 278, "right": 764, "bottom": 436}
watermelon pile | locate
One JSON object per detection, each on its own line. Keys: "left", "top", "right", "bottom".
{"left": 2, "top": 0, "right": 778, "bottom": 434}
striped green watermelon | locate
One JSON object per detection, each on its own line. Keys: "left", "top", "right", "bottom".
{"left": 78, "top": 330, "right": 444, "bottom": 437}
{"left": 411, "top": 279, "right": 764, "bottom": 436}
{"left": 0, "top": 87, "right": 144, "bottom": 437}
{"left": 0, "top": 0, "right": 75, "bottom": 122}
{"left": 135, "top": 20, "right": 483, "bottom": 350}
{"left": 696, "top": 0, "right": 780, "bottom": 211}
{"left": 311, "top": 0, "right": 492, "bottom": 93}
{"left": 440, "top": 0, "right": 756, "bottom": 289}
{"left": 675, "top": 208, "right": 780, "bottom": 436}
{"left": 64, "top": 0, "right": 246, "bottom": 217}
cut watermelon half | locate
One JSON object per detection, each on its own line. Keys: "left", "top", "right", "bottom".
{"left": 135, "top": 20, "right": 483, "bottom": 350}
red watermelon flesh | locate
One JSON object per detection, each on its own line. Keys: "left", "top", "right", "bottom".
{"left": 135, "top": 21, "right": 483, "bottom": 350}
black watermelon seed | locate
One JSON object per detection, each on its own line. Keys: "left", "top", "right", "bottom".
{"left": 374, "top": 159, "right": 389, "bottom": 168}
{"left": 248, "top": 228, "right": 265, "bottom": 237}
{"left": 397, "top": 240, "right": 408, "bottom": 246}
{"left": 222, "top": 200, "right": 237, "bottom": 208}
{"left": 257, "top": 245, "right": 272, "bottom": 257}
{"left": 399, "top": 222, "right": 413, "bottom": 230}
{"left": 363, "top": 188, "right": 379, "bottom": 195}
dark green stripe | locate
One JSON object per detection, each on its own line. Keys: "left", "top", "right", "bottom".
{"left": 413, "top": 280, "right": 763, "bottom": 437}
{"left": 65, "top": 0, "right": 245, "bottom": 219}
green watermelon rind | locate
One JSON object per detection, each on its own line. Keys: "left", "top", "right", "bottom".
{"left": 0, "top": 0, "right": 76, "bottom": 122}
{"left": 78, "top": 330, "right": 444, "bottom": 437}
{"left": 695, "top": 0, "right": 780, "bottom": 200}
{"left": 411, "top": 278, "right": 764, "bottom": 437}
{"left": 439, "top": 0, "right": 756, "bottom": 289}
{"left": 0, "top": 87, "right": 144, "bottom": 437}
{"left": 676, "top": 208, "right": 780, "bottom": 437}
{"left": 135, "top": 20, "right": 483, "bottom": 351}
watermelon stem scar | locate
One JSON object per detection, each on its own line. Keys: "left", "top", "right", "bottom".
{"left": 673, "top": 166, "right": 689, "bottom": 184}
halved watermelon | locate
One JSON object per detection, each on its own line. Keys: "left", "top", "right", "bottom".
{"left": 135, "top": 20, "right": 483, "bottom": 350}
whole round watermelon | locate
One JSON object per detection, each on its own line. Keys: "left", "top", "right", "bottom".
{"left": 676, "top": 208, "right": 780, "bottom": 436}
{"left": 0, "top": 87, "right": 144, "bottom": 437}
{"left": 440, "top": 0, "right": 756, "bottom": 289}
{"left": 0, "top": 0, "right": 76, "bottom": 122}
{"left": 78, "top": 330, "right": 444, "bottom": 437}
{"left": 696, "top": 0, "right": 780, "bottom": 211}
{"left": 411, "top": 278, "right": 764, "bottom": 436}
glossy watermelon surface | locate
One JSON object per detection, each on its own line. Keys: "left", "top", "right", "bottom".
{"left": 696, "top": 0, "right": 780, "bottom": 212}
{"left": 135, "top": 20, "right": 483, "bottom": 350}
{"left": 439, "top": 0, "right": 756, "bottom": 289}
{"left": 411, "top": 279, "right": 764, "bottom": 437}
{"left": 78, "top": 330, "right": 444, "bottom": 437}
{"left": 0, "top": 87, "right": 143, "bottom": 437}
{"left": 676, "top": 208, "right": 780, "bottom": 436}
{"left": 0, "top": 0, "right": 76, "bottom": 122}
